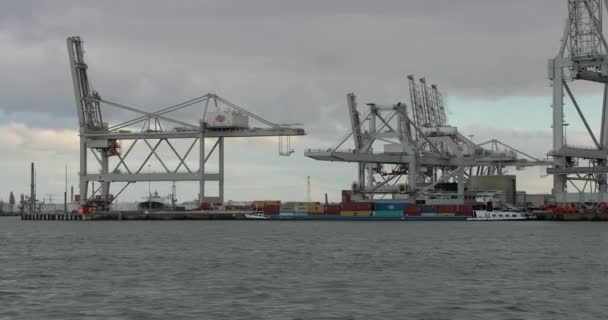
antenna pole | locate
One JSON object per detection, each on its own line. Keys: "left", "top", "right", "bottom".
{"left": 306, "top": 176, "right": 311, "bottom": 203}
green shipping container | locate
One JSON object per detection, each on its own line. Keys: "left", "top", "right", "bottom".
{"left": 372, "top": 210, "right": 403, "bottom": 217}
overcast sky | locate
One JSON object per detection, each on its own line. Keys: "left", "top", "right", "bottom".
{"left": 0, "top": 0, "right": 602, "bottom": 204}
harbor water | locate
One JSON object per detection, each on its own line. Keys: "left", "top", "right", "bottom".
{"left": 1, "top": 217, "right": 606, "bottom": 319}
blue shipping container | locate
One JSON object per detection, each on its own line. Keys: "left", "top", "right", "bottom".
{"left": 421, "top": 205, "right": 438, "bottom": 213}
{"left": 373, "top": 210, "right": 403, "bottom": 217}
{"left": 374, "top": 202, "right": 407, "bottom": 211}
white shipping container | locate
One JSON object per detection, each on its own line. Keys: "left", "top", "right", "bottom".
{"left": 294, "top": 204, "right": 309, "bottom": 213}
{"left": 280, "top": 205, "right": 295, "bottom": 213}
{"left": 206, "top": 111, "right": 249, "bottom": 129}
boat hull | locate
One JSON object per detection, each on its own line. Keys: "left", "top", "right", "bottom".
{"left": 467, "top": 217, "right": 528, "bottom": 221}
{"left": 267, "top": 215, "right": 468, "bottom": 221}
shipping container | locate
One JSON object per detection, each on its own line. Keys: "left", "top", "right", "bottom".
{"left": 341, "top": 202, "right": 373, "bottom": 211}
{"left": 437, "top": 205, "right": 457, "bottom": 213}
{"left": 285, "top": 201, "right": 320, "bottom": 205}
{"left": 455, "top": 205, "right": 473, "bottom": 216}
{"left": 437, "top": 212, "right": 455, "bottom": 217}
{"left": 373, "top": 211, "right": 403, "bottom": 217}
{"left": 263, "top": 204, "right": 280, "bottom": 215}
{"left": 308, "top": 204, "right": 324, "bottom": 214}
{"left": 294, "top": 203, "right": 309, "bottom": 213}
{"left": 421, "top": 205, "right": 438, "bottom": 213}
{"left": 405, "top": 204, "right": 422, "bottom": 215}
{"left": 374, "top": 202, "right": 407, "bottom": 212}
{"left": 254, "top": 200, "right": 281, "bottom": 210}
{"left": 421, "top": 212, "right": 437, "bottom": 217}
{"left": 280, "top": 204, "right": 295, "bottom": 213}
{"left": 340, "top": 211, "right": 371, "bottom": 217}
{"left": 324, "top": 204, "right": 341, "bottom": 215}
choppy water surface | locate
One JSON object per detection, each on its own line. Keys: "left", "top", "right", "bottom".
{"left": 1, "top": 218, "right": 607, "bottom": 319}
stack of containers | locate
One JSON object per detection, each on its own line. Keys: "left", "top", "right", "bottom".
{"left": 455, "top": 205, "right": 473, "bottom": 216}
{"left": 373, "top": 202, "right": 406, "bottom": 217}
{"left": 405, "top": 204, "right": 422, "bottom": 216}
{"left": 420, "top": 205, "right": 438, "bottom": 217}
{"left": 340, "top": 202, "right": 373, "bottom": 216}
{"left": 324, "top": 204, "right": 341, "bottom": 215}
{"left": 437, "top": 205, "right": 457, "bottom": 217}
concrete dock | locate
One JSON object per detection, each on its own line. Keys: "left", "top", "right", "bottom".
{"left": 89, "top": 210, "right": 248, "bottom": 220}
{"left": 17, "top": 210, "right": 249, "bottom": 221}
{"left": 535, "top": 212, "right": 608, "bottom": 221}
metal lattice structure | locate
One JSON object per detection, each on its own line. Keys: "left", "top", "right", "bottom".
{"left": 67, "top": 36, "right": 305, "bottom": 209}
{"left": 306, "top": 76, "right": 549, "bottom": 202}
{"left": 547, "top": 0, "right": 608, "bottom": 204}
{"left": 407, "top": 75, "right": 447, "bottom": 131}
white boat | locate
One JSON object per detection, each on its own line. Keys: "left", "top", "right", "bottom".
{"left": 468, "top": 210, "right": 528, "bottom": 221}
{"left": 244, "top": 212, "right": 269, "bottom": 220}
{"left": 468, "top": 191, "right": 528, "bottom": 221}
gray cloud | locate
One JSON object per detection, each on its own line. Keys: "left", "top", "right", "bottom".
{"left": 1, "top": 1, "right": 568, "bottom": 118}
{"left": 0, "top": 1, "right": 582, "bottom": 200}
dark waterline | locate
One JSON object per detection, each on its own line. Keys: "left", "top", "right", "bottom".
{"left": 1, "top": 217, "right": 607, "bottom": 319}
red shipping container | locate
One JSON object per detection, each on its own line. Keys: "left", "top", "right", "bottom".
{"left": 263, "top": 204, "right": 280, "bottom": 215}
{"left": 324, "top": 205, "right": 341, "bottom": 215}
{"left": 437, "top": 205, "right": 457, "bottom": 213}
{"left": 455, "top": 205, "right": 473, "bottom": 216}
{"left": 341, "top": 202, "right": 373, "bottom": 211}
{"left": 405, "top": 204, "right": 422, "bottom": 215}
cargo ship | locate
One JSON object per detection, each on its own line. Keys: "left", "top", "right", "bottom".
{"left": 245, "top": 200, "right": 476, "bottom": 221}
{"left": 201, "top": 189, "right": 526, "bottom": 221}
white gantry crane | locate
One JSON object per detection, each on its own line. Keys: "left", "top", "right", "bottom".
{"left": 548, "top": 0, "right": 608, "bottom": 205}
{"left": 305, "top": 75, "right": 550, "bottom": 202}
{"left": 67, "top": 36, "right": 305, "bottom": 210}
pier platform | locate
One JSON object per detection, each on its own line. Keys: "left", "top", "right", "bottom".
{"left": 90, "top": 210, "right": 247, "bottom": 220}
{"left": 21, "top": 213, "right": 84, "bottom": 221}
{"left": 535, "top": 212, "right": 608, "bottom": 221}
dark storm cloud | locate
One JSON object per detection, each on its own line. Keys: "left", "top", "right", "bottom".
{"left": 0, "top": 0, "right": 568, "bottom": 138}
